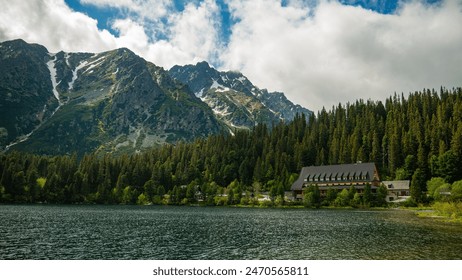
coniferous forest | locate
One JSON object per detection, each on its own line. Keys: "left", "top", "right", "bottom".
{"left": 1, "top": 87, "right": 462, "bottom": 206}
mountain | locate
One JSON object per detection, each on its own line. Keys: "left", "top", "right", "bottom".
{"left": 169, "top": 62, "right": 312, "bottom": 130}
{"left": 0, "top": 39, "right": 59, "bottom": 148}
{"left": 0, "top": 39, "right": 222, "bottom": 155}
{"left": 0, "top": 39, "right": 312, "bottom": 156}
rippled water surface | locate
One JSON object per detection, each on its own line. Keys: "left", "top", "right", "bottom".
{"left": 1, "top": 205, "right": 461, "bottom": 259}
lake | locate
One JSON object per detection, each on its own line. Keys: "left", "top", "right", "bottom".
{"left": 1, "top": 205, "right": 461, "bottom": 259}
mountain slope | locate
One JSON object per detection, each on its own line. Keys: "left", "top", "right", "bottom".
{"left": 1, "top": 40, "right": 223, "bottom": 155}
{"left": 0, "top": 39, "right": 59, "bottom": 148}
{"left": 0, "top": 39, "right": 312, "bottom": 156}
{"left": 169, "top": 61, "right": 312, "bottom": 130}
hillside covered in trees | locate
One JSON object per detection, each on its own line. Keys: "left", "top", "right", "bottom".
{"left": 1, "top": 87, "right": 462, "bottom": 205}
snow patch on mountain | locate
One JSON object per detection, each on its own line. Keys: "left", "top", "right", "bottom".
{"left": 195, "top": 88, "right": 205, "bottom": 98}
{"left": 263, "top": 102, "right": 279, "bottom": 115}
{"left": 211, "top": 79, "right": 230, "bottom": 93}
{"left": 69, "top": 60, "right": 89, "bottom": 90}
{"left": 46, "top": 55, "right": 61, "bottom": 104}
{"left": 68, "top": 55, "right": 108, "bottom": 91}
{"left": 64, "top": 52, "right": 70, "bottom": 67}
{"left": 210, "top": 79, "right": 222, "bottom": 89}
{"left": 83, "top": 55, "right": 107, "bottom": 74}
{"left": 212, "top": 107, "right": 231, "bottom": 117}
{"left": 216, "top": 87, "right": 231, "bottom": 93}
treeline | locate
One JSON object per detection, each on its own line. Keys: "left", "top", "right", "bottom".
{"left": 1, "top": 87, "right": 462, "bottom": 205}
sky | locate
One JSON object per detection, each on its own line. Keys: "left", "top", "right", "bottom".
{"left": 1, "top": 0, "right": 461, "bottom": 112}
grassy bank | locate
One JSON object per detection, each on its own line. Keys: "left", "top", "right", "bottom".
{"left": 416, "top": 202, "right": 462, "bottom": 223}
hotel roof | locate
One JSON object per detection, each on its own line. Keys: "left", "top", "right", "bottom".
{"left": 291, "top": 162, "right": 379, "bottom": 191}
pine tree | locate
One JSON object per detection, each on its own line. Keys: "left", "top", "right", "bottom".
{"left": 410, "top": 168, "right": 426, "bottom": 203}
{"left": 363, "top": 184, "right": 372, "bottom": 207}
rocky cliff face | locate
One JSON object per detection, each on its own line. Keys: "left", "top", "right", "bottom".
{"left": 169, "top": 61, "right": 312, "bottom": 131}
{"left": 0, "top": 39, "right": 59, "bottom": 148}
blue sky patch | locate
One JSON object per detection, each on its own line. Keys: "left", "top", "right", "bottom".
{"left": 64, "top": 0, "right": 442, "bottom": 45}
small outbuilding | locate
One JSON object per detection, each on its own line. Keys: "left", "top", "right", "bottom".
{"left": 382, "top": 180, "right": 410, "bottom": 202}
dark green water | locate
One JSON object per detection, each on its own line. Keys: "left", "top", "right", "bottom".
{"left": 1, "top": 205, "right": 461, "bottom": 259}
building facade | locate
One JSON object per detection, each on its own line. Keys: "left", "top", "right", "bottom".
{"left": 382, "top": 180, "right": 410, "bottom": 202}
{"left": 291, "top": 162, "right": 381, "bottom": 200}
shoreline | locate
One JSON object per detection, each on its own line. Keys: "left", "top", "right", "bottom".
{"left": 3, "top": 202, "right": 462, "bottom": 223}
{"left": 395, "top": 203, "right": 462, "bottom": 224}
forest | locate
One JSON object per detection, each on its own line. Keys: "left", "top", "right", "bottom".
{"left": 1, "top": 87, "right": 462, "bottom": 206}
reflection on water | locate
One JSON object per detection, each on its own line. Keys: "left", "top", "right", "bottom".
{"left": 1, "top": 205, "right": 461, "bottom": 259}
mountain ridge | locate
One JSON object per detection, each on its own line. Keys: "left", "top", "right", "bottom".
{"left": 169, "top": 61, "right": 312, "bottom": 130}
{"left": 0, "top": 39, "right": 311, "bottom": 155}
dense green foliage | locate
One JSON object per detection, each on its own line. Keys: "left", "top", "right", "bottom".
{"left": 426, "top": 177, "right": 462, "bottom": 202}
{"left": 1, "top": 88, "right": 462, "bottom": 205}
{"left": 421, "top": 177, "right": 462, "bottom": 222}
{"left": 432, "top": 201, "right": 462, "bottom": 220}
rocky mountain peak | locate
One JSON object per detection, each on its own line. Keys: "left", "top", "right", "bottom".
{"left": 1, "top": 39, "right": 311, "bottom": 155}
{"left": 169, "top": 63, "right": 312, "bottom": 130}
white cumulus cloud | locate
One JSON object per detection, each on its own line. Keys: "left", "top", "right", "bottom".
{"left": 166, "top": 0, "right": 223, "bottom": 66}
{"left": 0, "top": 0, "right": 116, "bottom": 53}
{"left": 222, "top": 0, "right": 462, "bottom": 112}
{"left": 109, "top": 0, "right": 223, "bottom": 68}
{"left": 0, "top": 0, "right": 221, "bottom": 69}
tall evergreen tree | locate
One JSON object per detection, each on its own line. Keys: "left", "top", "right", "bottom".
{"left": 410, "top": 168, "right": 427, "bottom": 203}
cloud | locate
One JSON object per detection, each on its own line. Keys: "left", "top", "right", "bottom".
{"left": 0, "top": 0, "right": 221, "bottom": 69}
{"left": 0, "top": 0, "right": 116, "bottom": 53}
{"left": 1, "top": 0, "right": 461, "bottom": 112}
{"left": 165, "top": 0, "right": 223, "bottom": 66}
{"left": 222, "top": 0, "right": 462, "bottom": 112}
{"left": 112, "top": 18, "right": 150, "bottom": 50}
{"left": 79, "top": 0, "right": 173, "bottom": 40}
{"left": 109, "top": 0, "right": 223, "bottom": 68}
{"left": 79, "top": 0, "right": 173, "bottom": 20}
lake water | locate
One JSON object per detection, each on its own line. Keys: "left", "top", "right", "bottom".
{"left": 1, "top": 205, "right": 461, "bottom": 260}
